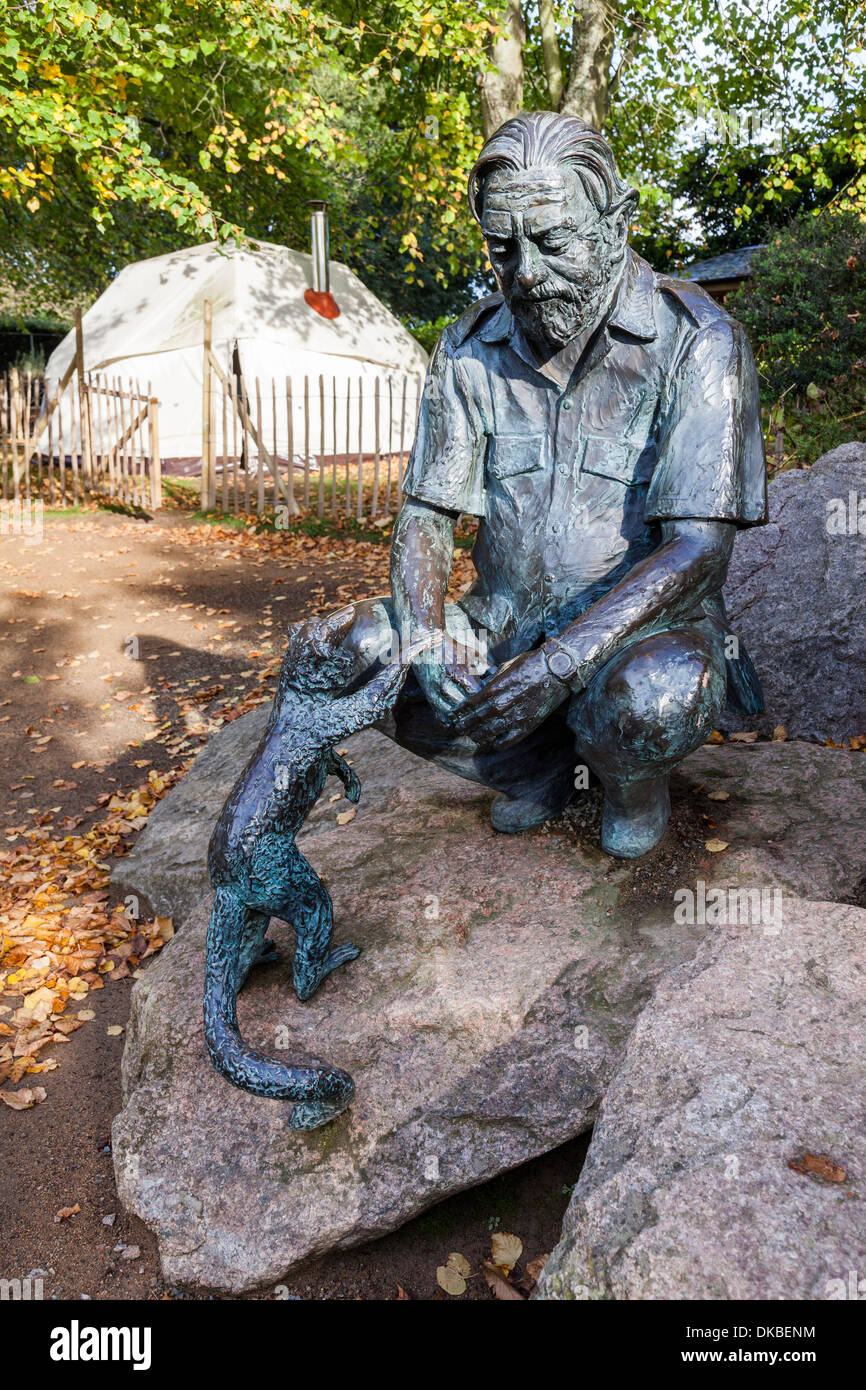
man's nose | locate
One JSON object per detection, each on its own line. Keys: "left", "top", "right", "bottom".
{"left": 514, "top": 241, "right": 546, "bottom": 290}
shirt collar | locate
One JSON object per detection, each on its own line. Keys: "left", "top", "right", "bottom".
{"left": 475, "top": 247, "right": 658, "bottom": 350}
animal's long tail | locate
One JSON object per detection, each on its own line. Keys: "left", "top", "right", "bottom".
{"left": 203, "top": 886, "right": 355, "bottom": 1131}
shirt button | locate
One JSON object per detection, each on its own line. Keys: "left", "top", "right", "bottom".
{"left": 557, "top": 465, "right": 569, "bottom": 476}
{"left": 551, "top": 523, "right": 561, "bottom": 534}
{"left": 545, "top": 573, "right": 555, "bottom": 583}
{"left": 562, "top": 400, "right": 572, "bottom": 411}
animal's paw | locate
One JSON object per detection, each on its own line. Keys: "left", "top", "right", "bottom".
{"left": 325, "top": 942, "right": 361, "bottom": 972}
{"left": 294, "top": 942, "right": 360, "bottom": 1001}
{"left": 290, "top": 1097, "right": 351, "bottom": 1131}
{"left": 255, "top": 938, "right": 280, "bottom": 967}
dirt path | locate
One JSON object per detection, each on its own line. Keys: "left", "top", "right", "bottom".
{"left": 0, "top": 508, "right": 583, "bottom": 1300}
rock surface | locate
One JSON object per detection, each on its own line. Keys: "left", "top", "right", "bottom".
{"left": 724, "top": 442, "right": 866, "bottom": 741}
{"left": 112, "top": 728, "right": 689, "bottom": 1291}
{"left": 536, "top": 899, "right": 866, "bottom": 1301}
{"left": 112, "top": 709, "right": 866, "bottom": 1292}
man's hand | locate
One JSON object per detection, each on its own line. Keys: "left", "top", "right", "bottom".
{"left": 450, "top": 646, "right": 569, "bottom": 748}
{"left": 413, "top": 635, "right": 486, "bottom": 724}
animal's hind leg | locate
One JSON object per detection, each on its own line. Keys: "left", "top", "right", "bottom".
{"left": 282, "top": 852, "right": 360, "bottom": 1002}
{"left": 235, "top": 910, "right": 271, "bottom": 987}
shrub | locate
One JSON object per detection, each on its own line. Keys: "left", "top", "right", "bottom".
{"left": 729, "top": 210, "right": 866, "bottom": 400}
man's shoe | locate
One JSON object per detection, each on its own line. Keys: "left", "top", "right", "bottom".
{"left": 600, "top": 779, "right": 671, "bottom": 858}
{"left": 490, "top": 786, "right": 572, "bottom": 834}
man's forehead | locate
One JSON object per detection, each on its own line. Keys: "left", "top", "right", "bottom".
{"left": 481, "top": 165, "right": 593, "bottom": 234}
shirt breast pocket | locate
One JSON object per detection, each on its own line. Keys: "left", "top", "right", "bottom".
{"left": 487, "top": 432, "right": 548, "bottom": 480}
{"left": 581, "top": 435, "right": 653, "bottom": 488}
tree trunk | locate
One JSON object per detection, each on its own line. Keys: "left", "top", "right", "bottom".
{"left": 479, "top": 0, "right": 526, "bottom": 139}
{"left": 561, "top": 0, "right": 618, "bottom": 130}
{"left": 538, "top": 0, "right": 564, "bottom": 109}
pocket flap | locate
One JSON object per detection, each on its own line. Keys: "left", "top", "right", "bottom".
{"left": 581, "top": 435, "right": 649, "bottom": 487}
{"left": 488, "top": 433, "right": 547, "bottom": 480}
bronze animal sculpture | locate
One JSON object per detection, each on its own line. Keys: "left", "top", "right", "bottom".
{"left": 204, "top": 608, "right": 426, "bottom": 1131}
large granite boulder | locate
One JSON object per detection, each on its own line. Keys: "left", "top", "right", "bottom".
{"left": 724, "top": 442, "right": 866, "bottom": 742}
{"left": 536, "top": 899, "right": 866, "bottom": 1302}
{"left": 112, "top": 711, "right": 866, "bottom": 1292}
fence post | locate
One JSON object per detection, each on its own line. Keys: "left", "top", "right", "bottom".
{"left": 372, "top": 375, "right": 381, "bottom": 519}
{"left": 356, "top": 373, "right": 364, "bottom": 521}
{"left": 148, "top": 396, "right": 162, "bottom": 510}
{"left": 9, "top": 368, "right": 20, "bottom": 499}
{"left": 202, "top": 299, "right": 216, "bottom": 509}
{"left": 74, "top": 306, "right": 93, "bottom": 490}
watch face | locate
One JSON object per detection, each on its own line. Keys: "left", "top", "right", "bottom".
{"left": 548, "top": 649, "right": 573, "bottom": 678}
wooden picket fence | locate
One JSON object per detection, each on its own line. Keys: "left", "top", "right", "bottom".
{"left": 0, "top": 368, "right": 162, "bottom": 509}
{"left": 1, "top": 300, "right": 422, "bottom": 520}
{"left": 0, "top": 309, "right": 162, "bottom": 509}
{"left": 200, "top": 302, "right": 423, "bottom": 520}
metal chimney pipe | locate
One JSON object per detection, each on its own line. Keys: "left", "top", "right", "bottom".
{"left": 308, "top": 201, "right": 330, "bottom": 294}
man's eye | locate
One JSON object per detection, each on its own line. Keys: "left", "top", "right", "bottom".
{"left": 539, "top": 233, "right": 570, "bottom": 254}
{"left": 487, "top": 240, "right": 511, "bottom": 257}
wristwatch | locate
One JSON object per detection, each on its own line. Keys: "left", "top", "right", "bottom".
{"left": 542, "top": 636, "right": 580, "bottom": 684}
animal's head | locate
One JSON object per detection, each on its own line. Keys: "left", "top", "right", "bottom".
{"left": 280, "top": 607, "right": 357, "bottom": 699}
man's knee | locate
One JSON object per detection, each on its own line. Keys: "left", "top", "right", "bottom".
{"left": 569, "top": 627, "right": 726, "bottom": 764}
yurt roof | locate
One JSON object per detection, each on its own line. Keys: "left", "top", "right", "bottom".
{"left": 44, "top": 239, "right": 427, "bottom": 380}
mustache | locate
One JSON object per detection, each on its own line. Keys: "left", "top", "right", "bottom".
{"left": 511, "top": 284, "right": 567, "bottom": 305}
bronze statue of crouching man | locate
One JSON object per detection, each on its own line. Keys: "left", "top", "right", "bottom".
{"left": 310, "top": 111, "right": 767, "bottom": 859}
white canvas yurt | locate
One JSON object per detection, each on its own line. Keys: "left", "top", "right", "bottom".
{"left": 41, "top": 231, "right": 427, "bottom": 464}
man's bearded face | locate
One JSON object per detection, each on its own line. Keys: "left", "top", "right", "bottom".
{"left": 481, "top": 166, "right": 625, "bottom": 349}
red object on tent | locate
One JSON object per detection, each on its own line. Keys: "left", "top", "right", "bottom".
{"left": 304, "top": 288, "right": 340, "bottom": 319}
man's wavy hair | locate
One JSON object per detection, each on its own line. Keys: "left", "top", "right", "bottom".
{"left": 468, "top": 111, "right": 639, "bottom": 228}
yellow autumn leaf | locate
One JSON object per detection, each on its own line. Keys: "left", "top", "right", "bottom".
{"left": 491, "top": 1231, "right": 523, "bottom": 1273}
{"left": 436, "top": 1252, "right": 469, "bottom": 1296}
{"left": 705, "top": 838, "right": 729, "bottom": 853}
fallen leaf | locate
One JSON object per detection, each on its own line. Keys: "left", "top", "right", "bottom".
{"left": 106, "top": 1025, "right": 124, "bottom": 1036}
{"left": 705, "top": 838, "right": 729, "bottom": 853}
{"left": 772, "top": 724, "right": 788, "bottom": 742}
{"left": 436, "top": 1251, "right": 470, "bottom": 1296}
{"left": 789, "top": 1153, "right": 847, "bottom": 1184}
{"left": 481, "top": 1259, "right": 525, "bottom": 1300}
{"left": 336, "top": 808, "right": 356, "bottom": 825}
{"left": 705, "top": 730, "right": 724, "bottom": 745}
{"left": 728, "top": 730, "right": 759, "bottom": 743}
{"left": 54, "top": 1203, "right": 81, "bottom": 1222}
{"left": 436, "top": 1264, "right": 467, "bottom": 1297}
{"left": 707, "top": 790, "right": 730, "bottom": 801}
{"left": 524, "top": 1254, "right": 549, "bottom": 1287}
{"left": 0, "top": 1086, "right": 46, "bottom": 1109}
{"left": 490, "top": 1231, "right": 523, "bottom": 1273}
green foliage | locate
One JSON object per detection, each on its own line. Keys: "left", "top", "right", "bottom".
{"left": 671, "top": 135, "right": 861, "bottom": 260}
{"left": 730, "top": 211, "right": 866, "bottom": 399}
{"left": 0, "top": 1, "right": 489, "bottom": 314}
{"left": 402, "top": 311, "right": 458, "bottom": 354}
{"left": 2, "top": 0, "right": 865, "bottom": 328}
{"left": 765, "top": 367, "right": 866, "bottom": 474}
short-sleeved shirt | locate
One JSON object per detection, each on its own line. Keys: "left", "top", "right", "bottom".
{"left": 403, "top": 248, "right": 767, "bottom": 659}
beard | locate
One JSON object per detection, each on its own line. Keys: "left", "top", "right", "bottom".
{"left": 509, "top": 255, "right": 618, "bottom": 349}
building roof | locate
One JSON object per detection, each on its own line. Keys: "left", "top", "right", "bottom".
{"left": 679, "top": 244, "right": 765, "bottom": 284}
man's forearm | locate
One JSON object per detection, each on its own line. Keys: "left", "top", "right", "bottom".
{"left": 390, "top": 497, "right": 457, "bottom": 639}
{"left": 543, "top": 520, "right": 735, "bottom": 691}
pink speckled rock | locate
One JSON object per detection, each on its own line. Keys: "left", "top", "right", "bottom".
{"left": 112, "top": 714, "right": 866, "bottom": 1292}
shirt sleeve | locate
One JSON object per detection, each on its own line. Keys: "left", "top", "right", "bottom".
{"left": 402, "top": 330, "right": 487, "bottom": 517}
{"left": 645, "top": 317, "right": 767, "bottom": 527}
